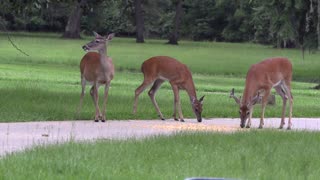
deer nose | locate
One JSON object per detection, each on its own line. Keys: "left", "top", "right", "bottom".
{"left": 197, "top": 117, "right": 202, "bottom": 122}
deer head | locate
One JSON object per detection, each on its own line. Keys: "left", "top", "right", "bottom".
{"left": 192, "top": 95, "right": 205, "bottom": 122}
{"left": 82, "top": 32, "right": 115, "bottom": 52}
{"left": 230, "top": 88, "right": 260, "bottom": 128}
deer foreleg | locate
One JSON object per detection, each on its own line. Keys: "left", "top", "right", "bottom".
{"left": 171, "top": 85, "right": 184, "bottom": 122}
{"left": 246, "top": 110, "right": 253, "bottom": 128}
{"left": 259, "top": 90, "right": 270, "bottom": 129}
{"left": 101, "top": 82, "right": 111, "bottom": 122}
{"left": 148, "top": 80, "right": 165, "bottom": 120}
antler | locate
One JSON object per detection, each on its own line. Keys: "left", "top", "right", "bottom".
{"left": 249, "top": 92, "right": 261, "bottom": 106}
{"left": 230, "top": 88, "right": 241, "bottom": 105}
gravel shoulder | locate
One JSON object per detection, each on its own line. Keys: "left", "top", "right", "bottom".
{"left": 1, "top": 118, "right": 320, "bottom": 157}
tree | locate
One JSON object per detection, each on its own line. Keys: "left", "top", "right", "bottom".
{"left": 318, "top": 0, "right": 320, "bottom": 50}
{"left": 134, "top": 0, "right": 144, "bottom": 43}
{"left": 167, "top": 0, "right": 183, "bottom": 45}
{"left": 62, "top": 0, "right": 86, "bottom": 39}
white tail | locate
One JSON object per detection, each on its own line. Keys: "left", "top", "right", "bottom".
{"left": 77, "top": 32, "right": 115, "bottom": 122}
{"left": 231, "top": 57, "right": 293, "bottom": 129}
{"left": 133, "top": 56, "right": 204, "bottom": 122}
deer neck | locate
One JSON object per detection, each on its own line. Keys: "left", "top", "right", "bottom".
{"left": 242, "top": 85, "right": 258, "bottom": 106}
{"left": 98, "top": 45, "right": 110, "bottom": 71}
{"left": 185, "top": 81, "right": 197, "bottom": 102}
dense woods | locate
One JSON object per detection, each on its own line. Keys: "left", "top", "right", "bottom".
{"left": 0, "top": 0, "right": 319, "bottom": 49}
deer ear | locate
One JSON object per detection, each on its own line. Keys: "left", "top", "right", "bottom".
{"left": 106, "top": 33, "right": 115, "bottom": 40}
{"left": 93, "top": 31, "right": 101, "bottom": 38}
{"left": 199, "top": 95, "right": 205, "bottom": 103}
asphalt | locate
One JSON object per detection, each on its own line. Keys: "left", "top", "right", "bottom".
{"left": 1, "top": 118, "right": 320, "bottom": 157}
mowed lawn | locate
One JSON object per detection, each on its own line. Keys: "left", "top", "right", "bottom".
{"left": 1, "top": 131, "right": 320, "bottom": 180}
{"left": 0, "top": 33, "right": 320, "bottom": 180}
{"left": 0, "top": 32, "right": 319, "bottom": 121}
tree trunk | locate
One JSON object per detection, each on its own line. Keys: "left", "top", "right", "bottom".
{"left": 62, "top": 0, "right": 86, "bottom": 39}
{"left": 317, "top": 0, "right": 320, "bottom": 51}
{"left": 134, "top": 0, "right": 144, "bottom": 43}
{"left": 167, "top": 0, "right": 183, "bottom": 45}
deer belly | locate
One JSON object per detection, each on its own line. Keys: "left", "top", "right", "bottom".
{"left": 83, "top": 76, "right": 108, "bottom": 86}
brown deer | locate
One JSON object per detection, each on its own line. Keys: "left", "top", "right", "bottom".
{"left": 77, "top": 32, "right": 115, "bottom": 122}
{"left": 230, "top": 57, "right": 293, "bottom": 129}
{"left": 133, "top": 56, "right": 204, "bottom": 122}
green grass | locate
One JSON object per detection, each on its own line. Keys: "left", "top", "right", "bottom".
{"left": 0, "top": 32, "right": 319, "bottom": 122}
{"left": 1, "top": 131, "right": 320, "bottom": 179}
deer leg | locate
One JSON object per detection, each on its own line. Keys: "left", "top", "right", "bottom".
{"left": 101, "top": 81, "right": 111, "bottom": 122}
{"left": 90, "top": 84, "right": 101, "bottom": 122}
{"left": 246, "top": 109, "right": 253, "bottom": 128}
{"left": 275, "top": 85, "right": 287, "bottom": 129}
{"left": 281, "top": 83, "right": 293, "bottom": 130}
{"left": 259, "top": 90, "right": 270, "bottom": 129}
{"left": 148, "top": 79, "right": 165, "bottom": 120}
{"left": 133, "top": 79, "right": 154, "bottom": 114}
{"left": 171, "top": 84, "right": 184, "bottom": 122}
{"left": 76, "top": 77, "right": 86, "bottom": 119}
{"left": 288, "top": 92, "right": 293, "bottom": 130}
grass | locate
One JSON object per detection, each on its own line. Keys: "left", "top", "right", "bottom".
{"left": 0, "top": 32, "right": 319, "bottom": 122}
{"left": 1, "top": 130, "right": 320, "bottom": 179}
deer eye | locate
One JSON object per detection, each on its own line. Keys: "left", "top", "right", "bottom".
{"left": 246, "top": 111, "right": 250, "bottom": 115}
{"left": 95, "top": 40, "right": 100, "bottom": 43}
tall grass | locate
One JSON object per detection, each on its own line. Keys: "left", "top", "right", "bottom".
{"left": 0, "top": 32, "right": 319, "bottom": 121}
{"left": 1, "top": 131, "right": 320, "bottom": 180}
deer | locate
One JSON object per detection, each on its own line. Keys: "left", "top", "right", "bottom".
{"left": 77, "top": 32, "right": 115, "bottom": 122}
{"left": 133, "top": 56, "right": 205, "bottom": 122}
{"left": 230, "top": 57, "right": 293, "bottom": 129}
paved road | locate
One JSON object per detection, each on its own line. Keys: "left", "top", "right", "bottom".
{"left": 1, "top": 118, "right": 320, "bottom": 157}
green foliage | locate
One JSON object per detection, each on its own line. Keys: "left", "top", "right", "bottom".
{"left": 0, "top": 0, "right": 319, "bottom": 48}
{"left": 2, "top": 131, "right": 320, "bottom": 179}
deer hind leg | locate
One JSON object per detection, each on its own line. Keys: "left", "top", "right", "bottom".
{"left": 283, "top": 83, "right": 293, "bottom": 130}
{"left": 76, "top": 76, "right": 86, "bottom": 119}
{"left": 274, "top": 83, "right": 288, "bottom": 129}
{"left": 101, "top": 81, "right": 111, "bottom": 122}
{"left": 90, "top": 84, "right": 101, "bottom": 122}
{"left": 171, "top": 84, "right": 184, "bottom": 122}
{"left": 148, "top": 79, "right": 165, "bottom": 120}
{"left": 259, "top": 90, "right": 271, "bottom": 129}
{"left": 133, "top": 79, "right": 154, "bottom": 114}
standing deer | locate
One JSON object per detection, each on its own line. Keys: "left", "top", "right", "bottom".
{"left": 77, "top": 32, "right": 115, "bottom": 122}
{"left": 230, "top": 57, "right": 293, "bottom": 129}
{"left": 133, "top": 56, "right": 204, "bottom": 122}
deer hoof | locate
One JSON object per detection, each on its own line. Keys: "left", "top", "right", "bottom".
{"left": 258, "top": 126, "right": 263, "bottom": 129}
{"left": 245, "top": 125, "right": 251, "bottom": 128}
{"left": 101, "top": 120, "right": 106, "bottom": 123}
{"left": 180, "top": 119, "right": 185, "bottom": 122}
{"left": 94, "top": 120, "right": 99, "bottom": 122}
{"left": 287, "top": 126, "right": 291, "bottom": 130}
{"left": 174, "top": 118, "right": 179, "bottom": 121}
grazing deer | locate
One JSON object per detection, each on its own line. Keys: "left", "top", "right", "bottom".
{"left": 230, "top": 57, "right": 293, "bottom": 129}
{"left": 133, "top": 56, "right": 204, "bottom": 122}
{"left": 77, "top": 32, "right": 115, "bottom": 122}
